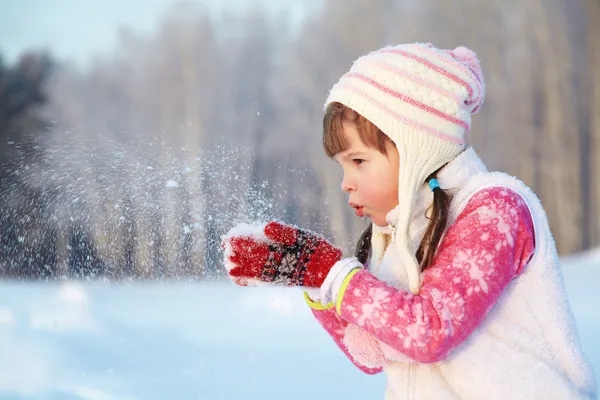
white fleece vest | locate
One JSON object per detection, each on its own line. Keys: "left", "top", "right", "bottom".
{"left": 355, "top": 148, "right": 596, "bottom": 400}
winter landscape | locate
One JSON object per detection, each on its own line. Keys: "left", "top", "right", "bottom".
{"left": 0, "top": 250, "right": 598, "bottom": 400}
{"left": 2, "top": 1, "right": 600, "bottom": 399}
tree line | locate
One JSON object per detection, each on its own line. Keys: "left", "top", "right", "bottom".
{"left": 1, "top": 0, "right": 598, "bottom": 279}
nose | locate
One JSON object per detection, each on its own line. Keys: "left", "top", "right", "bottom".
{"left": 341, "top": 172, "right": 356, "bottom": 193}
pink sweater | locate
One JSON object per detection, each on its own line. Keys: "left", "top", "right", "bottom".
{"left": 312, "top": 187, "right": 534, "bottom": 370}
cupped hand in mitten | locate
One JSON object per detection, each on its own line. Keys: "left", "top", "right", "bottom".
{"left": 222, "top": 221, "right": 342, "bottom": 288}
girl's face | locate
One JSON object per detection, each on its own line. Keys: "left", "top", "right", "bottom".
{"left": 333, "top": 123, "right": 399, "bottom": 227}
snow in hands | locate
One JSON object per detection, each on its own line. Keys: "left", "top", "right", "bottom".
{"left": 222, "top": 221, "right": 343, "bottom": 288}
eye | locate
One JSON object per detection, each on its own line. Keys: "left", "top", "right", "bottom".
{"left": 352, "top": 158, "right": 365, "bottom": 166}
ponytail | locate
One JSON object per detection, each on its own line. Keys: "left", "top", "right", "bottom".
{"left": 354, "top": 224, "right": 372, "bottom": 265}
{"left": 416, "top": 171, "right": 452, "bottom": 271}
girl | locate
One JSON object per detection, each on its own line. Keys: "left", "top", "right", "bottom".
{"left": 222, "top": 43, "right": 596, "bottom": 399}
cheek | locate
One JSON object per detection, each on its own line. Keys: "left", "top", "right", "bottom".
{"left": 379, "top": 181, "right": 399, "bottom": 208}
{"left": 383, "top": 163, "right": 399, "bottom": 204}
{"left": 362, "top": 172, "right": 398, "bottom": 208}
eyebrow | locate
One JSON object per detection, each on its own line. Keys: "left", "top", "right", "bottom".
{"left": 342, "top": 151, "right": 367, "bottom": 160}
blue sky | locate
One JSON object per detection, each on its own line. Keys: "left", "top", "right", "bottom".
{"left": 1, "top": 0, "right": 320, "bottom": 68}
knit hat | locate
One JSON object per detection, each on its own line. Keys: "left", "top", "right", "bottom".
{"left": 324, "top": 43, "right": 485, "bottom": 294}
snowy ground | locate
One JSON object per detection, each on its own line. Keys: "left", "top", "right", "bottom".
{"left": 0, "top": 255, "right": 598, "bottom": 400}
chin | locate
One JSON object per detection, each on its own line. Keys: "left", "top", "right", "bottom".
{"left": 370, "top": 216, "right": 388, "bottom": 228}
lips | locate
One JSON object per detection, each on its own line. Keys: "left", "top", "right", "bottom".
{"left": 349, "top": 202, "right": 365, "bottom": 217}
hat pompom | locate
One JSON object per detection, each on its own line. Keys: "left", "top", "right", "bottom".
{"left": 449, "top": 46, "right": 485, "bottom": 114}
{"left": 452, "top": 46, "right": 480, "bottom": 72}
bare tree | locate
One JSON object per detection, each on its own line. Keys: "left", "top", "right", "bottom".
{"left": 13, "top": 0, "right": 597, "bottom": 280}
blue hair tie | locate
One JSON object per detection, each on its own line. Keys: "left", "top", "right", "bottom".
{"left": 428, "top": 179, "right": 440, "bottom": 191}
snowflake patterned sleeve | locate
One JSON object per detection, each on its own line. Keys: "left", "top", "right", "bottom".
{"left": 336, "top": 187, "right": 536, "bottom": 364}
{"left": 310, "top": 307, "right": 383, "bottom": 375}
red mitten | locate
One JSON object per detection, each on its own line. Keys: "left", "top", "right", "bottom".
{"left": 222, "top": 221, "right": 342, "bottom": 288}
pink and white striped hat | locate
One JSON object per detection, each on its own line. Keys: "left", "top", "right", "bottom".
{"left": 324, "top": 43, "right": 485, "bottom": 294}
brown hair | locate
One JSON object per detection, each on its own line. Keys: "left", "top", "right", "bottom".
{"left": 323, "top": 102, "right": 390, "bottom": 157}
{"left": 322, "top": 102, "right": 452, "bottom": 271}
